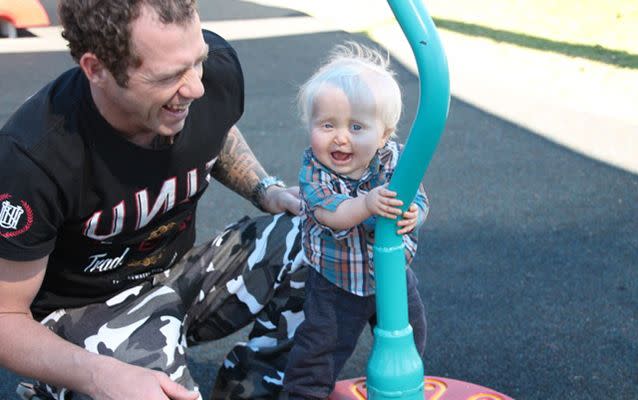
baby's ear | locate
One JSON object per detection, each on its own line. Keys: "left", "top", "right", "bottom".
{"left": 380, "top": 127, "right": 395, "bottom": 146}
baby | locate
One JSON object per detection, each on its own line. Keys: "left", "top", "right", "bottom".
{"left": 281, "top": 42, "right": 430, "bottom": 400}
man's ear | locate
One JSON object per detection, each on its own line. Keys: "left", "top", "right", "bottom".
{"left": 79, "top": 53, "right": 109, "bottom": 87}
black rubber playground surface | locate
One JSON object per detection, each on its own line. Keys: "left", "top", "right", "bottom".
{"left": 1, "top": 1, "right": 636, "bottom": 399}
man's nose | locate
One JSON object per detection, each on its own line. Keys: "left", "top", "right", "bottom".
{"left": 179, "top": 68, "right": 205, "bottom": 100}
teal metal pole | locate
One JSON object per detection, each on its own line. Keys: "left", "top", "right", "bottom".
{"left": 366, "top": 0, "right": 450, "bottom": 399}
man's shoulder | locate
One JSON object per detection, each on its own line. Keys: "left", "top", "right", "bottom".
{"left": 1, "top": 68, "right": 90, "bottom": 187}
{"left": 202, "top": 29, "right": 233, "bottom": 51}
{"left": 1, "top": 68, "right": 87, "bottom": 151}
{"left": 198, "top": 29, "right": 244, "bottom": 106}
{"left": 201, "top": 29, "right": 241, "bottom": 70}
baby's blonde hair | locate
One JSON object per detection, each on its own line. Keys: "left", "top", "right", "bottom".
{"left": 298, "top": 41, "right": 402, "bottom": 137}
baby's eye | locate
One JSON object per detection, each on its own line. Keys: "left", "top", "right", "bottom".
{"left": 322, "top": 122, "right": 334, "bottom": 129}
{"left": 351, "top": 123, "right": 363, "bottom": 131}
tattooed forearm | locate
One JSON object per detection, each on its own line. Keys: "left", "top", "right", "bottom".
{"left": 211, "top": 126, "right": 267, "bottom": 202}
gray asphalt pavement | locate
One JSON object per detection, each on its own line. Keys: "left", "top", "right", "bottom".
{"left": 1, "top": 1, "right": 636, "bottom": 399}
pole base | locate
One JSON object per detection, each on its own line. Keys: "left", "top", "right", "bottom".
{"left": 329, "top": 376, "right": 513, "bottom": 400}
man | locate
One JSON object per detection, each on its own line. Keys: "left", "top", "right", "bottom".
{"left": 0, "top": 0, "right": 305, "bottom": 399}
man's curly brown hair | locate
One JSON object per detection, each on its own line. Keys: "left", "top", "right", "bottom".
{"left": 59, "top": 0, "right": 197, "bottom": 87}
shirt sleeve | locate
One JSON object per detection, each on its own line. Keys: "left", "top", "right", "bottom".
{"left": 414, "top": 183, "right": 429, "bottom": 228}
{"left": 298, "top": 153, "right": 354, "bottom": 239}
{"left": 0, "top": 136, "right": 62, "bottom": 261}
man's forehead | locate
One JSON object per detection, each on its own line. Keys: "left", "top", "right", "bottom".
{"left": 130, "top": 4, "right": 201, "bottom": 44}
{"left": 129, "top": 7, "right": 205, "bottom": 71}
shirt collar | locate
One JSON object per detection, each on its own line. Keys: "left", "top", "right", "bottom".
{"left": 304, "top": 146, "right": 387, "bottom": 182}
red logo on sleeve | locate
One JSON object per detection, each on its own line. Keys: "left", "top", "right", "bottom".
{"left": 0, "top": 194, "right": 34, "bottom": 238}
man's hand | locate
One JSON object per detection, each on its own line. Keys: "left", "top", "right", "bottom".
{"left": 261, "top": 186, "right": 301, "bottom": 215}
{"left": 364, "top": 185, "right": 403, "bottom": 219}
{"left": 211, "top": 126, "right": 296, "bottom": 216}
{"left": 0, "top": 256, "right": 199, "bottom": 400}
{"left": 397, "top": 203, "right": 419, "bottom": 234}
{"left": 90, "top": 359, "right": 200, "bottom": 400}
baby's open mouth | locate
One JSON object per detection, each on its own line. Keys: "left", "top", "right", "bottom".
{"left": 331, "top": 151, "right": 352, "bottom": 162}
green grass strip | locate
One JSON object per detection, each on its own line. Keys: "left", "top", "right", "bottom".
{"left": 433, "top": 17, "right": 638, "bottom": 70}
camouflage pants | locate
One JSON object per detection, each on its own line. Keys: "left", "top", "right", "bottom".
{"left": 30, "top": 213, "right": 307, "bottom": 400}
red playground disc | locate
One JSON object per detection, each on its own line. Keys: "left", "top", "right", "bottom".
{"left": 329, "top": 376, "right": 513, "bottom": 400}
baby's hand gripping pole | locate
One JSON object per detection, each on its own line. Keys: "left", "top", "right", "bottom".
{"left": 367, "top": 1, "right": 450, "bottom": 399}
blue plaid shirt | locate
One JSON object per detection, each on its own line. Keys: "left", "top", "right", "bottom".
{"left": 299, "top": 141, "right": 429, "bottom": 296}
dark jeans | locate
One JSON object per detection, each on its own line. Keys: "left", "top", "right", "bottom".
{"left": 282, "top": 267, "right": 427, "bottom": 400}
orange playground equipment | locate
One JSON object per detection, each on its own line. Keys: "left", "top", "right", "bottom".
{"left": 0, "top": 0, "right": 50, "bottom": 38}
{"left": 329, "top": 377, "right": 514, "bottom": 400}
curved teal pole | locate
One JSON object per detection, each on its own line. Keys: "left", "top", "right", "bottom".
{"left": 366, "top": 1, "right": 450, "bottom": 399}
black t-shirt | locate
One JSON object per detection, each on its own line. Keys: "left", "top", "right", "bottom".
{"left": 0, "top": 30, "right": 244, "bottom": 320}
